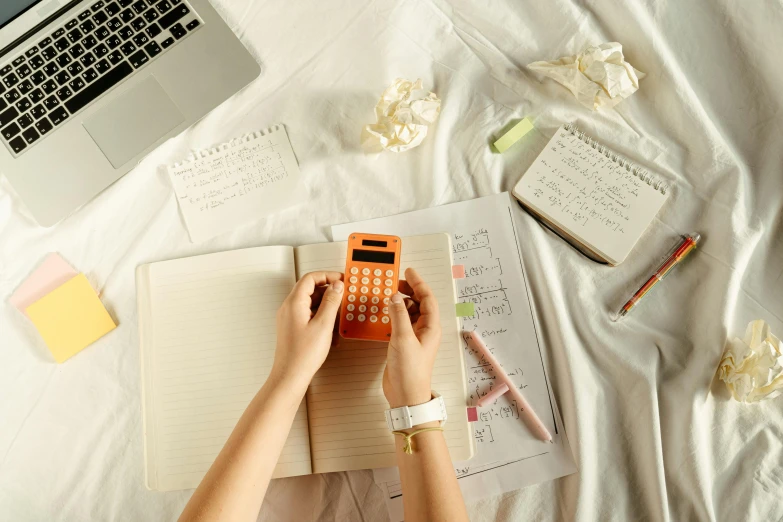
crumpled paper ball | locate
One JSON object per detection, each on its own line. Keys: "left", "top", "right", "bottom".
{"left": 528, "top": 42, "right": 645, "bottom": 111}
{"left": 361, "top": 78, "right": 441, "bottom": 152}
{"left": 718, "top": 320, "right": 783, "bottom": 403}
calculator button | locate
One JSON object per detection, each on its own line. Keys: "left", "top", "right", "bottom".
{"left": 358, "top": 305, "right": 367, "bottom": 313}
{"left": 382, "top": 307, "right": 389, "bottom": 315}
{"left": 371, "top": 296, "right": 380, "bottom": 304}
{"left": 385, "top": 270, "right": 393, "bottom": 277}
{"left": 382, "top": 316, "right": 390, "bottom": 324}
{"left": 374, "top": 269, "right": 382, "bottom": 276}
{"left": 347, "top": 304, "right": 355, "bottom": 312}
{"left": 348, "top": 285, "right": 357, "bottom": 293}
{"left": 362, "top": 268, "right": 370, "bottom": 275}
{"left": 360, "top": 286, "right": 369, "bottom": 294}
{"left": 359, "top": 295, "right": 368, "bottom": 303}
{"left": 370, "top": 315, "right": 378, "bottom": 323}
{"left": 373, "top": 278, "right": 381, "bottom": 285}
{"left": 346, "top": 313, "right": 354, "bottom": 321}
{"left": 384, "top": 279, "right": 393, "bottom": 287}
{"left": 383, "top": 298, "right": 390, "bottom": 305}
{"left": 361, "top": 277, "right": 369, "bottom": 285}
{"left": 372, "top": 287, "right": 380, "bottom": 295}
{"left": 350, "top": 267, "right": 358, "bottom": 275}
{"left": 384, "top": 288, "right": 393, "bottom": 296}
{"left": 347, "top": 295, "right": 356, "bottom": 302}
{"left": 358, "top": 314, "right": 366, "bottom": 322}
{"left": 349, "top": 276, "right": 357, "bottom": 284}
{"left": 370, "top": 306, "right": 378, "bottom": 314}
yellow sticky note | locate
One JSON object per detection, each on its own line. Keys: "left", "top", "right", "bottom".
{"left": 26, "top": 273, "right": 117, "bottom": 363}
{"left": 455, "top": 302, "right": 475, "bottom": 317}
{"left": 493, "top": 117, "right": 534, "bottom": 153}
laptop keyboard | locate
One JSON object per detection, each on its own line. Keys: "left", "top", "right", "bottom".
{"left": 0, "top": 0, "right": 203, "bottom": 157}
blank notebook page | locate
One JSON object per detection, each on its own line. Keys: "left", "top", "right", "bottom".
{"left": 138, "top": 247, "right": 312, "bottom": 491}
{"left": 295, "top": 234, "right": 472, "bottom": 474}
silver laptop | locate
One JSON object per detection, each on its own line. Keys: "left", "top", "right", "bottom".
{"left": 0, "top": 0, "right": 260, "bottom": 226}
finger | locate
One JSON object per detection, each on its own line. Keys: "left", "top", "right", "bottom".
{"left": 313, "top": 279, "right": 344, "bottom": 326}
{"left": 402, "top": 268, "right": 440, "bottom": 343}
{"left": 398, "top": 280, "right": 416, "bottom": 298}
{"left": 292, "top": 271, "right": 343, "bottom": 303}
{"left": 389, "top": 292, "right": 415, "bottom": 339}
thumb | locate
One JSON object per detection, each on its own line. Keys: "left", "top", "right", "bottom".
{"left": 389, "top": 292, "right": 415, "bottom": 339}
{"left": 314, "top": 280, "right": 344, "bottom": 325}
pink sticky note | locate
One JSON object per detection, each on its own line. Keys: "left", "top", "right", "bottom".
{"left": 452, "top": 265, "right": 466, "bottom": 279}
{"left": 10, "top": 253, "right": 79, "bottom": 317}
{"left": 467, "top": 407, "right": 478, "bottom": 422}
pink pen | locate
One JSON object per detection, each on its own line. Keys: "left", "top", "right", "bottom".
{"left": 477, "top": 382, "right": 509, "bottom": 407}
{"left": 467, "top": 331, "right": 553, "bottom": 443}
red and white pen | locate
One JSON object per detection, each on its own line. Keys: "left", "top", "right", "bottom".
{"left": 616, "top": 233, "right": 701, "bottom": 319}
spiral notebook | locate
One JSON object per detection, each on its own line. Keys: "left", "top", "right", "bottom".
{"left": 512, "top": 124, "right": 669, "bottom": 265}
{"left": 167, "top": 125, "right": 304, "bottom": 243}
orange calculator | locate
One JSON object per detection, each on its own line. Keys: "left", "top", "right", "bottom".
{"left": 339, "top": 233, "right": 402, "bottom": 341}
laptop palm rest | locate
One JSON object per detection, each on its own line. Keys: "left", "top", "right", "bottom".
{"left": 83, "top": 76, "right": 185, "bottom": 169}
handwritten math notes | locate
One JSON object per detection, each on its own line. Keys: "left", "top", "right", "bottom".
{"left": 167, "top": 125, "right": 305, "bottom": 243}
{"left": 514, "top": 125, "right": 668, "bottom": 264}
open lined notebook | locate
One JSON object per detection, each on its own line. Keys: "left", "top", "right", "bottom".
{"left": 136, "top": 234, "right": 473, "bottom": 491}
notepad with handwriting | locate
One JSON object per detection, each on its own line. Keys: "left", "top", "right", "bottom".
{"left": 512, "top": 124, "right": 669, "bottom": 265}
{"left": 137, "top": 234, "right": 473, "bottom": 491}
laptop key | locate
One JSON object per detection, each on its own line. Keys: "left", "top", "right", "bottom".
{"left": 29, "top": 55, "right": 45, "bottom": 70}
{"left": 67, "top": 62, "right": 84, "bottom": 76}
{"left": 52, "top": 28, "right": 66, "bottom": 39}
{"left": 120, "top": 42, "right": 136, "bottom": 56}
{"left": 2, "top": 121, "right": 21, "bottom": 139}
{"left": 15, "top": 97, "right": 31, "bottom": 112}
{"left": 31, "top": 71, "right": 46, "bottom": 88}
{"left": 131, "top": 18, "right": 147, "bottom": 32}
{"left": 83, "top": 68, "right": 98, "bottom": 83}
{"left": 56, "top": 54, "right": 73, "bottom": 68}
{"left": 65, "top": 61, "right": 133, "bottom": 114}
{"left": 156, "top": 1, "right": 172, "bottom": 15}
{"left": 105, "top": 2, "right": 121, "bottom": 16}
{"left": 132, "top": 0, "right": 147, "bottom": 14}
{"left": 82, "top": 35, "right": 98, "bottom": 50}
{"left": 119, "top": 9, "right": 135, "bottom": 23}
{"left": 80, "top": 20, "right": 96, "bottom": 33}
{"left": 43, "top": 62, "right": 59, "bottom": 77}
{"left": 107, "top": 35, "right": 122, "bottom": 49}
{"left": 69, "top": 77, "right": 86, "bottom": 92}
{"left": 118, "top": 26, "right": 134, "bottom": 40}
{"left": 56, "top": 86, "right": 73, "bottom": 101}
{"left": 25, "top": 47, "right": 40, "bottom": 58}
{"left": 35, "top": 117, "right": 53, "bottom": 135}
{"left": 9, "top": 136, "right": 26, "bottom": 153}
{"left": 133, "top": 33, "right": 149, "bottom": 47}
{"left": 31, "top": 104, "right": 47, "bottom": 119}
{"left": 16, "top": 64, "right": 32, "bottom": 79}
{"left": 159, "top": 4, "right": 187, "bottom": 29}
{"left": 160, "top": 37, "right": 174, "bottom": 49}
{"left": 170, "top": 23, "right": 186, "bottom": 39}
{"left": 95, "top": 59, "right": 111, "bottom": 74}
{"left": 95, "top": 26, "right": 111, "bottom": 41}
{"left": 129, "top": 50, "right": 149, "bottom": 68}
{"left": 55, "top": 71, "right": 70, "bottom": 86}
{"left": 22, "top": 127, "right": 40, "bottom": 145}
{"left": 44, "top": 95, "right": 60, "bottom": 110}
{"left": 17, "top": 113, "right": 34, "bottom": 129}
{"left": 42, "top": 80, "right": 57, "bottom": 95}
{"left": 79, "top": 10, "right": 92, "bottom": 21}
{"left": 94, "top": 43, "right": 109, "bottom": 58}
{"left": 18, "top": 80, "right": 33, "bottom": 95}
{"left": 143, "top": 9, "right": 159, "bottom": 22}
{"left": 54, "top": 37, "right": 70, "bottom": 52}
{"left": 3, "top": 89, "right": 20, "bottom": 102}
{"left": 41, "top": 46, "right": 58, "bottom": 61}
{"left": 12, "top": 56, "right": 26, "bottom": 67}
{"left": 29, "top": 88, "right": 44, "bottom": 103}
{"left": 93, "top": 10, "right": 109, "bottom": 25}
{"left": 0, "top": 65, "right": 12, "bottom": 76}
{"left": 0, "top": 107, "right": 19, "bottom": 127}
{"left": 49, "top": 107, "right": 68, "bottom": 125}
{"left": 67, "top": 29, "right": 83, "bottom": 43}
{"left": 144, "top": 41, "right": 161, "bottom": 58}
{"left": 91, "top": 1, "right": 105, "bottom": 11}
{"left": 0, "top": 99, "right": 6, "bottom": 112}
{"left": 39, "top": 37, "right": 53, "bottom": 48}
{"left": 70, "top": 44, "right": 85, "bottom": 58}
{"left": 80, "top": 53, "right": 97, "bottom": 67}
{"left": 186, "top": 19, "right": 200, "bottom": 31}
{"left": 119, "top": 0, "right": 133, "bottom": 7}
{"left": 107, "top": 50, "right": 124, "bottom": 65}
{"left": 107, "top": 17, "right": 123, "bottom": 31}
{"left": 145, "top": 23, "right": 161, "bottom": 38}
{"left": 3, "top": 74, "right": 19, "bottom": 88}
{"left": 65, "top": 19, "right": 79, "bottom": 30}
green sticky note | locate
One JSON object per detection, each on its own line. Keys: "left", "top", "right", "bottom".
{"left": 455, "top": 302, "right": 475, "bottom": 317}
{"left": 493, "top": 117, "right": 534, "bottom": 153}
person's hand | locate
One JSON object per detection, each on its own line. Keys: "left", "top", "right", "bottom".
{"left": 271, "top": 272, "right": 344, "bottom": 390}
{"left": 383, "top": 268, "right": 441, "bottom": 408}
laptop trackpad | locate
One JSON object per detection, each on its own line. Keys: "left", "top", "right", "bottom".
{"left": 83, "top": 76, "right": 185, "bottom": 168}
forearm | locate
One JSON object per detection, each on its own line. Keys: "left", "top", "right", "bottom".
{"left": 395, "top": 423, "right": 469, "bottom": 522}
{"left": 178, "top": 372, "right": 308, "bottom": 522}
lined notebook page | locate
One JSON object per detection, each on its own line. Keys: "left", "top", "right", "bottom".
{"left": 137, "top": 247, "right": 312, "bottom": 491}
{"left": 513, "top": 125, "right": 668, "bottom": 264}
{"left": 294, "top": 234, "right": 472, "bottom": 474}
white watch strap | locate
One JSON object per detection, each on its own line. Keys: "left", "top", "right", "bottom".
{"left": 385, "top": 392, "right": 447, "bottom": 431}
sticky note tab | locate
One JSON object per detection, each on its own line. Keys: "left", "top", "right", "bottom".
{"left": 455, "top": 302, "right": 475, "bottom": 317}
{"left": 467, "top": 407, "right": 478, "bottom": 422}
{"left": 26, "top": 273, "right": 117, "bottom": 363}
{"left": 493, "top": 117, "right": 534, "bottom": 153}
{"left": 10, "top": 253, "right": 79, "bottom": 317}
{"left": 452, "top": 265, "right": 466, "bottom": 279}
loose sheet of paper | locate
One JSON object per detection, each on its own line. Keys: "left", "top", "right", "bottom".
{"left": 332, "top": 193, "right": 575, "bottom": 518}
{"left": 167, "top": 125, "right": 305, "bottom": 243}
{"left": 138, "top": 247, "right": 312, "bottom": 491}
{"left": 513, "top": 125, "right": 668, "bottom": 264}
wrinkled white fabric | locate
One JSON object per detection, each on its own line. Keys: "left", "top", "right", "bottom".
{"left": 1, "top": 1, "right": 782, "bottom": 521}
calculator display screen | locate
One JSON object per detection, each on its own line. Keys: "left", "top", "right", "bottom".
{"left": 352, "top": 249, "right": 395, "bottom": 264}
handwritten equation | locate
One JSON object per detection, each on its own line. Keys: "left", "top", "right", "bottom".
{"left": 171, "top": 140, "right": 291, "bottom": 213}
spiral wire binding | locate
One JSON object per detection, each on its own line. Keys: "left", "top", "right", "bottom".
{"left": 171, "top": 125, "right": 283, "bottom": 169}
{"left": 563, "top": 123, "right": 668, "bottom": 195}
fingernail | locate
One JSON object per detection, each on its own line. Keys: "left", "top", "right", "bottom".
{"left": 333, "top": 280, "right": 344, "bottom": 293}
{"left": 391, "top": 292, "right": 403, "bottom": 304}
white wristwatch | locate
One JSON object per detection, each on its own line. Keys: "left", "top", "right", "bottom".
{"left": 384, "top": 392, "right": 447, "bottom": 431}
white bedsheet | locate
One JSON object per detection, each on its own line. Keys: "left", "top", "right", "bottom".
{"left": 2, "top": 0, "right": 782, "bottom": 520}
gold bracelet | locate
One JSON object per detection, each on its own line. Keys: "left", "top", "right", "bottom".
{"left": 391, "top": 427, "right": 444, "bottom": 455}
